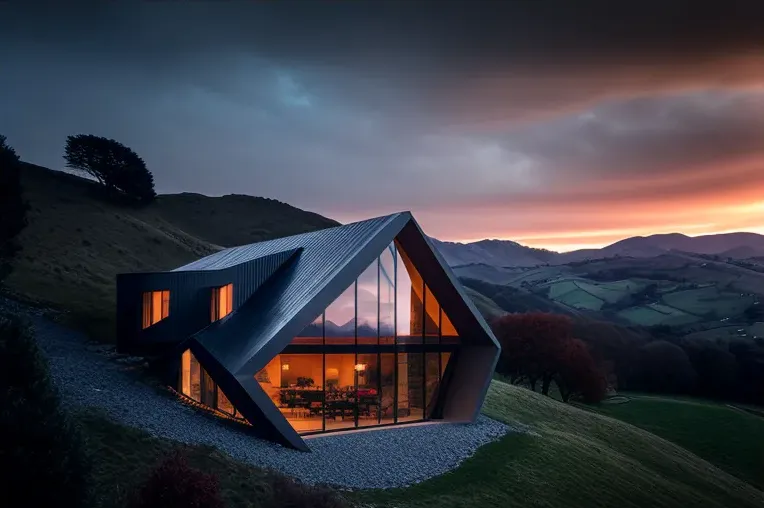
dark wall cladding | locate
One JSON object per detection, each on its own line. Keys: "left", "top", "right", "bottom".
{"left": 116, "top": 248, "right": 300, "bottom": 355}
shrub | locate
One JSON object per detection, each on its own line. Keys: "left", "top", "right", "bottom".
{"left": 0, "top": 314, "right": 91, "bottom": 507}
{"left": 265, "top": 474, "right": 351, "bottom": 508}
{"left": 0, "top": 134, "right": 28, "bottom": 283}
{"left": 132, "top": 450, "right": 224, "bottom": 508}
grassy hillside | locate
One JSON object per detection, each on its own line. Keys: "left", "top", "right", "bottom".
{"left": 76, "top": 381, "right": 764, "bottom": 508}
{"left": 459, "top": 253, "right": 762, "bottom": 333}
{"left": 460, "top": 277, "right": 579, "bottom": 316}
{"left": 153, "top": 192, "right": 339, "bottom": 248}
{"left": 462, "top": 286, "right": 506, "bottom": 322}
{"left": 5, "top": 164, "right": 338, "bottom": 340}
{"left": 78, "top": 409, "right": 346, "bottom": 508}
{"left": 590, "top": 394, "right": 764, "bottom": 490}
{"left": 361, "top": 381, "right": 764, "bottom": 508}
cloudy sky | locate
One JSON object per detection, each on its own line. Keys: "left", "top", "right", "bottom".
{"left": 1, "top": 1, "right": 763, "bottom": 251}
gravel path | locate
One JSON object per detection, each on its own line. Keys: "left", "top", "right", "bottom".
{"left": 2, "top": 299, "right": 520, "bottom": 489}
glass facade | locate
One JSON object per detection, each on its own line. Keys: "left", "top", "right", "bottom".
{"left": 325, "top": 283, "right": 355, "bottom": 345}
{"left": 178, "top": 239, "right": 461, "bottom": 435}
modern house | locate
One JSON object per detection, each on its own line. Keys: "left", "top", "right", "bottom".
{"left": 116, "top": 212, "right": 500, "bottom": 451}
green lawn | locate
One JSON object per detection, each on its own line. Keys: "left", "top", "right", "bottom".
{"left": 589, "top": 394, "right": 764, "bottom": 490}
{"left": 357, "top": 381, "right": 764, "bottom": 508}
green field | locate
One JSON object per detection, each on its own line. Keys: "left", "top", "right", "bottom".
{"left": 544, "top": 278, "right": 646, "bottom": 311}
{"left": 662, "top": 286, "right": 754, "bottom": 317}
{"left": 555, "top": 288, "right": 605, "bottom": 310}
{"left": 618, "top": 303, "right": 700, "bottom": 326}
{"left": 590, "top": 395, "right": 764, "bottom": 490}
{"left": 576, "top": 280, "right": 643, "bottom": 303}
{"left": 545, "top": 279, "right": 605, "bottom": 310}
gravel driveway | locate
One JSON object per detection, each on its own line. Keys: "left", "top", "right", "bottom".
{"left": 3, "top": 299, "right": 519, "bottom": 489}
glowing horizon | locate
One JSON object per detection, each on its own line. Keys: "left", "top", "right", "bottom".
{"left": 447, "top": 224, "right": 764, "bottom": 253}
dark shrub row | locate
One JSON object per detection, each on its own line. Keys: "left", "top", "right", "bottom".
{"left": 0, "top": 314, "right": 91, "bottom": 508}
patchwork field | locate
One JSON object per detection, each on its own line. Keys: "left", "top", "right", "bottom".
{"left": 463, "top": 260, "right": 759, "bottom": 328}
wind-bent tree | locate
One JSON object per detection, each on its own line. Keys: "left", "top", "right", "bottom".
{"left": 0, "top": 135, "right": 28, "bottom": 283}
{"left": 64, "top": 134, "right": 156, "bottom": 203}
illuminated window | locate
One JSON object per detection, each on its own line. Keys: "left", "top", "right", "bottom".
{"left": 211, "top": 283, "right": 233, "bottom": 322}
{"left": 142, "top": 290, "right": 170, "bottom": 329}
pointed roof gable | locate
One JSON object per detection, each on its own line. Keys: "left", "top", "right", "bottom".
{"left": 177, "top": 210, "right": 500, "bottom": 451}
{"left": 190, "top": 212, "right": 410, "bottom": 374}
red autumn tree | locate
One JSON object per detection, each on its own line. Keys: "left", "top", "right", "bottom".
{"left": 493, "top": 312, "right": 572, "bottom": 394}
{"left": 493, "top": 312, "right": 606, "bottom": 403}
{"left": 556, "top": 338, "right": 607, "bottom": 403}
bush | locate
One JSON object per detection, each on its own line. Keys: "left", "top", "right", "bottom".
{"left": 0, "top": 134, "right": 28, "bottom": 283}
{"left": 132, "top": 450, "right": 224, "bottom": 508}
{"left": 265, "top": 474, "right": 351, "bottom": 508}
{"left": 0, "top": 314, "right": 91, "bottom": 507}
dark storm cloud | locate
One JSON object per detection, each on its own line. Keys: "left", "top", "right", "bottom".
{"left": 1, "top": 1, "right": 763, "bottom": 238}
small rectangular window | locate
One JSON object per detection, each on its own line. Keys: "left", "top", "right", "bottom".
{"left": 211, "top": 284, "right": 233, "bottom": 322}
{"left": 142, "top": 290, "right": 170, "bottom": 329}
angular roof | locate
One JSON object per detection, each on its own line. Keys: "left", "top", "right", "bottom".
{"left": 173, "top": 214, "right": 397, "bottom": 272}
{"left": 180, "top": 211, "right": 500, "bottom": 450}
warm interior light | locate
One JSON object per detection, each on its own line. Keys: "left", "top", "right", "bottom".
{"left": 282, "top": 363, "right": 290, "bottom": 371}
{"left": 354, "top": 363, "right": 367, "bottom": 372}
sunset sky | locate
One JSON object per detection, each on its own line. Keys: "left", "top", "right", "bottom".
{"left": 1, "top": 2, "right": 763, "bottom": 252}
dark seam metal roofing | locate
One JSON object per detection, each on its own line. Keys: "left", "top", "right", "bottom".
{"left": 191, "top": 212, "right": 407, "bottom": 373}
{"left": 173, "top": 214, "right": 396, "bottom": 272}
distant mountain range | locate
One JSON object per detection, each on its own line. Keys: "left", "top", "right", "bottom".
{"left": 431, "top": 232, "right": 764, "bottom": 268}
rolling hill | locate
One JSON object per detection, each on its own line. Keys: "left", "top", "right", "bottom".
{"left": 433, "top": 231, "right": 764, "bottom": 268}
{"left": 454, "top": 252, "right": 763, "bottom": 343}
{"left": 5, "top": 163, "right": 338, "bottom": 340}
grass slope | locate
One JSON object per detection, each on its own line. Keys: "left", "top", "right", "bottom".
{"left": 591, "top": 395, "right": 764, "bottom": 490}
{"left": 75, "top": 381, "right": 764, "bottom": 508}
{"left": 78, "top": 409, "right": 346, "bottom": 508}
{"left": 6, "top": 164, "right": 338, "bottom": 341}
{"left": 360, "top": 381, "right": 764, "bottom": 508}
{"left": 462, "top": 286, "right": 507, "bottom": 322}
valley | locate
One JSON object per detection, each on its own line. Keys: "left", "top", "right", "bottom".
{"left": 453, "top": 253, "right": 763, "bottom": 343}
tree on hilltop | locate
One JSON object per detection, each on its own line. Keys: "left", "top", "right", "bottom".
{"left": 64, "top": 134, "right": 156, "bottom": 203}
{"left": 0, "top": 134, "right": 29, "bottom": 284}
